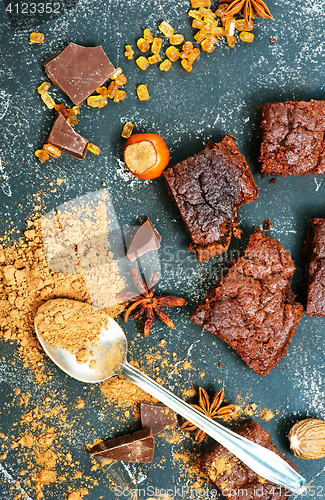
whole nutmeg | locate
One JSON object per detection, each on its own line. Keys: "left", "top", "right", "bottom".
{"left": 288, "top": 418, "right": 325, "bottom": 459}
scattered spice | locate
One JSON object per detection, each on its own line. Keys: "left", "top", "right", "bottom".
{"left": 180, "top": 387, "right": 239, "bottom": 442}
{"left": 120, "top": 268, "right": 186, "bottom": 336}
{"left": 225, "top": 0, "right": 272, "bottom": 24}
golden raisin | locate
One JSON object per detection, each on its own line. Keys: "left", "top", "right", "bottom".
{"left": 215, "top": 4, "right": 228, "bottom": 17}
{"left": 194, "top": 30, "right": 206, "bottom": 43}
{"left": 148, "top": 54, "right": 161, "bottom": 64}
{"left": 239, "top": 31, "right": 255, "bottom": 42}
{"left": 115, "top": 74, "right": 127, "bottom": 86}
{"left": 151, "top": 38, "right": 162, "bottom": 54}
{"left": 227, "top": 36, "right": 236, "bottom": 48}
{"left": 66, "top": 109, "right": 78, "bottom": 126}
{"left": 165, "top": 46, "right": 180, "bottom": 62}
{"left": 136, "top": 56, "right": 150, "bottom": 70}
{"left": 188, "top": 9, "right": 203, "bottom": 19}
{"left": 87, "top": 95, "right": 108, "bottom": 108}
{"left": 170, "top": 34, "right": 184, "bottom": 45}
{"left": 37, "top": 82, "right": 50, "bottom": 94}
{"left": 187, "top": 48, "right": 200, "bottom": 64}
{"left": 96, "top": 86, "right": 108, "bottom": 97}
{"left": 111, "top": 67, "right": 123, "bottom": 80}
{"left": 179, "top": 51, "right": 188, "bottom": 60}
{"left": 55, "top": 103, "right": 70, "bottom": 118}
{"left": 41, "top": 92, "right": 55, "bottom": 109}
{"left": 137, "top": 85, "right": 150, "bottom": 101}
{"left": 182, "top": 41, "right": 193, "bottom": 53}
{"left": 224, "top": 18, "right": 236, "bottom": 37}
{"left": 159, "top": 21, "right": 174, "bottom": 38}
{"left": 43, "top": 143, "right": 61, "bottom": 158}
{"left": 191, "top": 0, "right": 211, "bottom": 7}
{"left": 35, "top": 149, "right": 49, "bottom": 162}
{"left": 159, "top": 59, "right": 172, "bottom": 71}
{"left": 107, "top": 82, "right": 119, "bottom": 98}
{"left": 87, "top": 143, "right": 101, "bottom": 155}
{"left": 125, "top": 45, "right": 134, "bottom": 59}
{"left": 205, "top": 34, "right": 218, "bottom": 44}
{"left": 121, "top": 122, "right": 134, "bottom": 139}
{"left": 30, "top": 32, "right": 44, "bottom": 43}
{"left": 203, "top": 13, "right": 216, "bottom": 23}
{"left": 72, "top": 106, "right": 80, "bottom": 115}
{"left": 201, "top": 39, "right": 215, "bottom": 53}
{"left": 210, "top": 26, "right": 225, "bottom": 36}
{"left": 235, "top": 19, "right": 254, "bottom": 31}
{"left": 181, "top": 59, "right": 192, "bottom": 72}
{"left": 113, "top": 90, "right": 126, "bottom": 102}
{"left": 137, "top": 38, "right": 150, "bottom": 52}
{"left": 143, "top": 28, "right": 154, "bottom": 43}
{"left": 192, "top": 19, "right": 205, "bottom": 29}
{"left": 198, "top": 7, "right": 212, "bottom": 15}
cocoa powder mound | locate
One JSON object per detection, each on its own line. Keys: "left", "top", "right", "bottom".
{"left": 0, "top": 215, "right": 125, "bottom": 383}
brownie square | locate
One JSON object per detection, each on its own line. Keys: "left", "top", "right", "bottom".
{"left": 304, "top": 218, "right": 325, "bottom": 316}
{"left": 196, "top": 420, "right": 298, "bottom": 500}
{"left": 163, "top": 136, "right": 258, "bottom": 262}
{"left": 259, "top": 100, "right": 325, "bottom": 177}
{"left": 190, "top": 231, "right": 303, "bottom": 375}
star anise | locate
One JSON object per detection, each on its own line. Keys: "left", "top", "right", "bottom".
{"left": 225, "top": 0, "right": 272, "bottom": 24}
{"left": 180, "top": 387, "right": 239, "bottom": 443}
{"left": 121, "top": 268, "right": 186, "bottom": 337}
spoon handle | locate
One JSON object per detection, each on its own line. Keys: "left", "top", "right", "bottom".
{"left": 121, "top": 361, "right": 306, "bottom": 494}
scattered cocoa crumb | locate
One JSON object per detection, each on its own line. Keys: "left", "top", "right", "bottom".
{"left": 270, "top": 37, "right": 277, "bottom": 43}
{"left": 269, "top": 178, "right": 276, "bottom": 184}
{"left": 260, "top": 408, "right": 274, "bottom": 421}
{"left": 263, "top": 219, "right": 273, "bottom": 231}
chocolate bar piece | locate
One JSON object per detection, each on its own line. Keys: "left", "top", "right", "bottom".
{"left": 89, "top": 428, "right": 155, "bottom": 463}
{"left": 44, "top": 43, "right": 115, "bottom": 106}
{"left": 141, "top": 402, "right": 177, "bottom": 434}
{"left": 127, "top": 218, "right": 161, "bottom": 262}
{"left": 46, "top": 113, "right": 88, "bottom": 159}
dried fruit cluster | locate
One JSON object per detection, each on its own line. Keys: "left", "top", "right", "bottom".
{"left": 190, "top": 0, "right": 272, "bottom": 50}
{"left": 125, "top": 20, "right": 201, "bottom": 77}
{"left": 87, "top": 67, "right": 127, "bottom": 106}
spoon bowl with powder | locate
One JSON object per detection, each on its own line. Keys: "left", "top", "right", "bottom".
{"left": 35, "top": 298, "right": 306, "bottom": 494}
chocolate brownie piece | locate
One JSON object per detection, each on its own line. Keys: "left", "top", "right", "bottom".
{"left": 190, "top": 231, "right": 303, "bottom": 375}
{"left": 259, "top": 100, "right": 325, "bottom": 177}
{"left": 304, "top": 218, "right": 325, "bottom": 316}
{"left": 163, "top": 137, "right": 258, "bottom": 262}
{"left": 196, "top": 420, "right": 298, "bottom": 500}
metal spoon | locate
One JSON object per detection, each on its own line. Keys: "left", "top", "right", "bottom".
{"left": 34, "top": 299, "right": 306, "bottom": 494}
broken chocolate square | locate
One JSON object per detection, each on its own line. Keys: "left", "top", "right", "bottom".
{"left": 127, "top": 217, "right": 161, "bottom": 262}
{"left": 46, "top": 113, "right": 88, "bottom": 160}
{"left": 44, "top": 43, "right": 115, "bottom": 106}
{"left": 141, "top": 402, "right": 177, "bottom": 434}
{"left": 89, "top": 428, "right": 155, "bottom": 463}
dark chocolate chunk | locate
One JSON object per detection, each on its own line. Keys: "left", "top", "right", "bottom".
{"left": 46, "top": 113, "right": 88, "bottom": 160}
{"left": 127, "top": 217, "right": 161, "bottom": 262}
{"left": 141, "top": 402, "right": 177, "bottom": 434}
{"left": 89, "top": 428, "right": 155, "bottom": 463}
{"left": 44, "top": 43, "right": 115, "bottom": 106}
